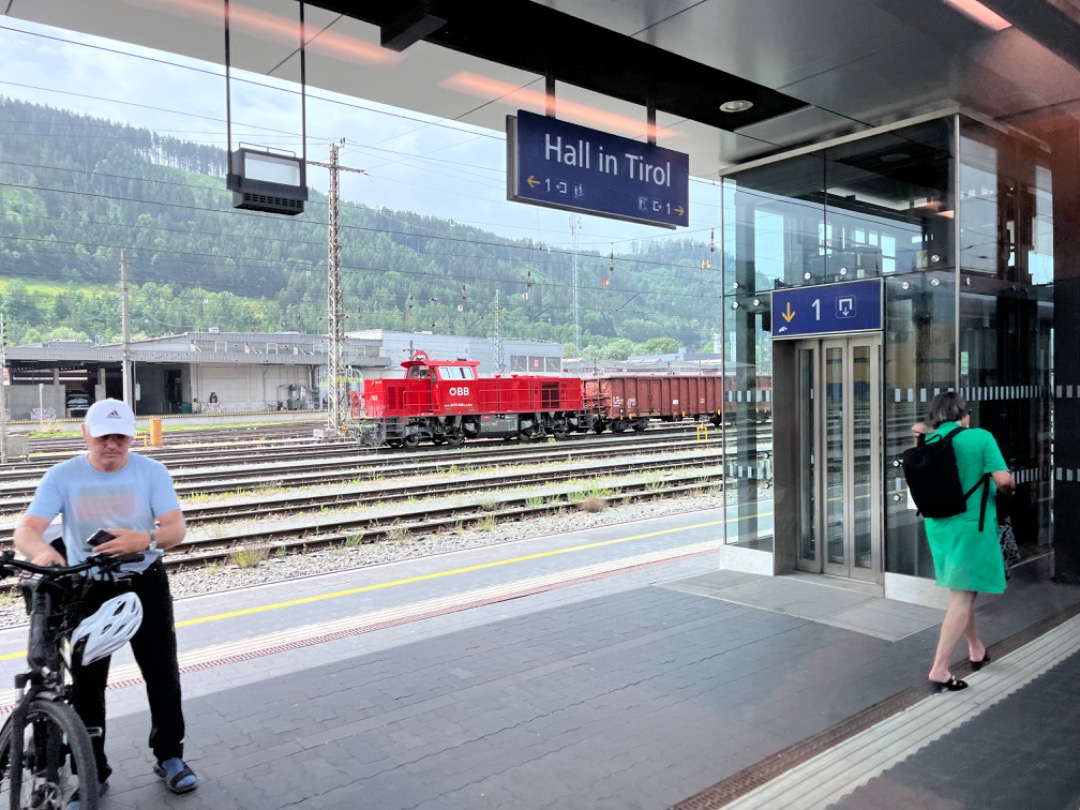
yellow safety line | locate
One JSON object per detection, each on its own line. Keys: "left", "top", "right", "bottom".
{"left": 0, "top": 509, "right": 773, "bottom": 661}
{"left": 175, "top": 519, "right": 729, "bottom": 627}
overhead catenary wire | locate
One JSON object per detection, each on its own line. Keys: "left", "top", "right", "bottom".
{"left": 0, "top": 21, "right": 734, "bottom": 258}
{"left": 0, "top": 30, "right": 726, "bottom": 341}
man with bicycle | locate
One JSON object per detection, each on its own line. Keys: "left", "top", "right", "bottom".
{"left": 14, "top": 399, "right": 197, "bottom": 808}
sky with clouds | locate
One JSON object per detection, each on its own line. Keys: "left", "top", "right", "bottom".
{"left": 0, "top": 14, "right": 723, "bottom": 254}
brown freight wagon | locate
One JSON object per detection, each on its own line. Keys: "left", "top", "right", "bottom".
{"left": 583, "top": 375, "right": 729, "bottom": 433}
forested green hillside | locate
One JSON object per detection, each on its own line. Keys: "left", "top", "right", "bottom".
{"left": 0, "top": 98, "right": 725, "bottom": 356}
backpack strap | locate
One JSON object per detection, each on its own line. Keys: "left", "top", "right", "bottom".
{"left": 965, "top": 473, "right": 992, "bottom": 531}
{"left": 932, "top": 426, "right": 992, "bottom": 530}
{"left": 922, "top": 425, "right": 965, "bottom": 446}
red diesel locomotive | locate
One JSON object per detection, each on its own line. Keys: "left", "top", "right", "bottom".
{"left": 355, "top": 352, "right": 587, "bottom": 447}
{"left": 350, "top": 352, "right": 770, "bottom": 447}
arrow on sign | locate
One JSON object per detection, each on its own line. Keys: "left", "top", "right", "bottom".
{"left": 674, "top": 205, "right": 685, "bottom": 216}
{"left": 526, "top": 175, "right": 541, "bottom": 188}
{"left": 782, "top": 302, "right": 796, "bottom": 323}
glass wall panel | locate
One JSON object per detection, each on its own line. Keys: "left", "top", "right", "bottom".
{"left": 797, "top": 347, "right": 816, "bottom": 563}
{"left": 824, "top": 122, "right": 954, "bottom": 282}
{"left": 824, "top": 346, "right": 845, "bottom": 564}
{"left": 958, "top": 118, "right": 1055, "bottom": 557}
{"left": 720, "top": 156, "right": 827, "bottom": 548}
{"left": 884, "top": 270, "right": 958, "bottom": 576}
{"left": 852, "top": 343, "right": 874, "bottom": 569}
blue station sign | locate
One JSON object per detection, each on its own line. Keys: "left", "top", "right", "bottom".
{"left": 506, "top": 110, "right": 689, "bottom": 228}
{"left": 771, "top": 279, "right": 884, "bottom": 339}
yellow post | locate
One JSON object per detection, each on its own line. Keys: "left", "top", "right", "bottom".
{"left": 149, "top": 417, "right": 163, "bottom": 447}
{"left": 696, "top": 423, "right": 709, "bottom": 442}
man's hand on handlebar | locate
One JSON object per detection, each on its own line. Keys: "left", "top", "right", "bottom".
{"left": 28, "top": 547, "right": 66, "bottom": 567}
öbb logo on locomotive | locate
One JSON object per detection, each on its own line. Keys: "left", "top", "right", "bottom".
{"left": 350, "top": 350, "right": 772, "bottom": 449}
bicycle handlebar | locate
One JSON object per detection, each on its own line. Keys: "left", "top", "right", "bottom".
{"left": 0, "top": 549, "right": 146, "bottom": 580}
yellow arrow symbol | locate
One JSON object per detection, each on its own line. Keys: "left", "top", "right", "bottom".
{"left": 526, "top": 175, "right": 540, "bottom": 189}
{"left": 782, "top": 302, "right": 796, "bottom": 323}
{"left": 674, "top": 205, "right": 685, "bottom": 216}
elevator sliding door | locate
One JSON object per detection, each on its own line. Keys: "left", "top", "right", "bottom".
{"left": 796, "top": 335, "right": 882, "bottom": 582}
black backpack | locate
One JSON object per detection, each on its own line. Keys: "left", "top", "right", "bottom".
{"left": 902, "top": 427, "right": 992, "bottom": 530}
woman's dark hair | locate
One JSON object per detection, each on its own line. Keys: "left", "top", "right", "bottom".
{"left": 927, "top": 391, "right": 969, "bottom": 428}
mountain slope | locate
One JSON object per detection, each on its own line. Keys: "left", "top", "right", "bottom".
{"left": 0, "top": 98, "right": 724, "bottom": 354}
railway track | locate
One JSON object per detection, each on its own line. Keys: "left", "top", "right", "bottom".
{"left": 18, "top": 420, "right": 323, "bottom": 458}
{"left": 0, "top": 419, "right": 777, "bottom": 586}
{"left": 0, "top": 428, "right": 771, "bottom": 506}
{"left": 0, "top": 444, "right": 732, "bottom": 586}
{"left": 124, "top": 464, "right": 727, "bottom": 573}
{"left": 0, "top": 421, "right": 769, "bottom": 479}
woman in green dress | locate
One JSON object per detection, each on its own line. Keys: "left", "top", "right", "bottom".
{"left": 914, "top": 392, "right": 1014, "bottom": 692}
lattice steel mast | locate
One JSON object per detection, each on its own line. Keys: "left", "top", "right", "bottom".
{"left": 569, "top": 214, "right": 582, "bottom": 356}
{"left": 307, "top": 141, "right": 366, "bottom": 437}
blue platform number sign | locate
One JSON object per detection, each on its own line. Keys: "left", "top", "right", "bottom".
{"left": 506, "top": 110, "right": 689, "bottom": 229}
{"left": 771, "top": 279, "right": 883, "bottom": 339}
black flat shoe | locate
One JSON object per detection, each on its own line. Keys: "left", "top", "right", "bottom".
{"left": 930, "top": 676, "right": 968, "bottom": 693}
{"left": 970, "top": 652, "right": 991, "bottom": 671}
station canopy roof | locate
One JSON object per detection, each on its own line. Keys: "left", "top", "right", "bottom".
{"left": 8, "top": 0, "right": 1080, "bottom": 177}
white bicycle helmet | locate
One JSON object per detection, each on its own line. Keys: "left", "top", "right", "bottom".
{"left": 70, "top": 593, "right": 143, "bottom": 666}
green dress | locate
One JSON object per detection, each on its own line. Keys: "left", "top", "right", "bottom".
{"left": 924, "top": 422, "right": 1008, "bottom": 594}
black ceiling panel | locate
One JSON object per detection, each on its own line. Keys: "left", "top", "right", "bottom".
{"left": 311, "top": 0, "right": 808, "bottom": 131}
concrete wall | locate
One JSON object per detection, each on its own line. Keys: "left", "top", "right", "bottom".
{"left": 3, "top": 384, "right": 66, "bottom": 421}
{"left": 189, "top": 364, "right": 316, "bottom": 411}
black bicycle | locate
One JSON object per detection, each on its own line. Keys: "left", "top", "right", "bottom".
{"left": 0, "top": 547, "right": 143, "bottom": 810}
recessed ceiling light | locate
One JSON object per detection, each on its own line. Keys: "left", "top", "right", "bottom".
{"left": 720, "top": 100, "right": 754, "bottom": 113}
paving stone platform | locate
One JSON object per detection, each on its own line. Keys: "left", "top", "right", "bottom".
{"left": 0, "top": 509, "right": 1072, "bottom": 810}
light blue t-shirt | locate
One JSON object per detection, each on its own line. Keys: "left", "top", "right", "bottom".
{"left": 26, "top": 452, "right": 179, "bottom": 573}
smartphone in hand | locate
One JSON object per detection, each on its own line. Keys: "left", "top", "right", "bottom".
{"left": 87, "top": 529, "right": 115, "bottom": 548}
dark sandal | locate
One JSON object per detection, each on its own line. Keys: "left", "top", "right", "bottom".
{"left": 970, "top": 652, "right": 991, "bottom": 671}
{"left": 154, "top": 761, "right": 198, "bottom": 794}
{"left": 930, "top": 675, "right": 968, "bottom": 693}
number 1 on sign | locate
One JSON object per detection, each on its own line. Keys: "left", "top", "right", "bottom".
{"left": 812, "top": 299, "right": 820, "bottom": 320}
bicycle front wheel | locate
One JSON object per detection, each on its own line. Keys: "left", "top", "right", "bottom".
{"left": 0, "top": 698, "right": 98, "bottom": 810}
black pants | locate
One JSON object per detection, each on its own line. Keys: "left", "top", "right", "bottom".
{"left": 71, "top": 562, "right": 186, "bottom": 782}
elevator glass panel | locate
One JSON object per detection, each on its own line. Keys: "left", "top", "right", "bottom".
{"left": 825, "top": 346, "right": 845, "bottom": 566}
{"left": 798, "top": 348, "right": 816, "bottom": 564}
{"left": 852, "top": 345, "right": 873, "bottom": 569}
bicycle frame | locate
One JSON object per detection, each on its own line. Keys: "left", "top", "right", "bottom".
{"left": 0, "top": 548, "right": 144, "bottom": 810}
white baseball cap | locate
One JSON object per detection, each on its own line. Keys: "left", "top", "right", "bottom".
{"left": 84, "top": 399, "right": 137, "bottom": 437}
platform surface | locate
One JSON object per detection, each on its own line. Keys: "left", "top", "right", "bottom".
{"left": 0, "top": 507, "right": 1075, "bottom": 810}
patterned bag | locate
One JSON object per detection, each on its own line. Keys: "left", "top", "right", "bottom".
{"left": 1000, "top": 517, "right": 1021, "bottom": 578}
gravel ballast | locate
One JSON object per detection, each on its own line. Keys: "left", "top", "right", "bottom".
{"left": 0, "top": 492, "right": 732, "bottom": 628}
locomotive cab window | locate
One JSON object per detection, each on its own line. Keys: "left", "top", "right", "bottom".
{"left": 407, "top": 367, "right": 431, "bottom": 379}
{"left": 438, "top": 367, "right": 476, "bottom": 380}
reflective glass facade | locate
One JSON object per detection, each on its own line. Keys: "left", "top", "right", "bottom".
{"left": 719, "top": 115, "right": 1054, "bottom": 580}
